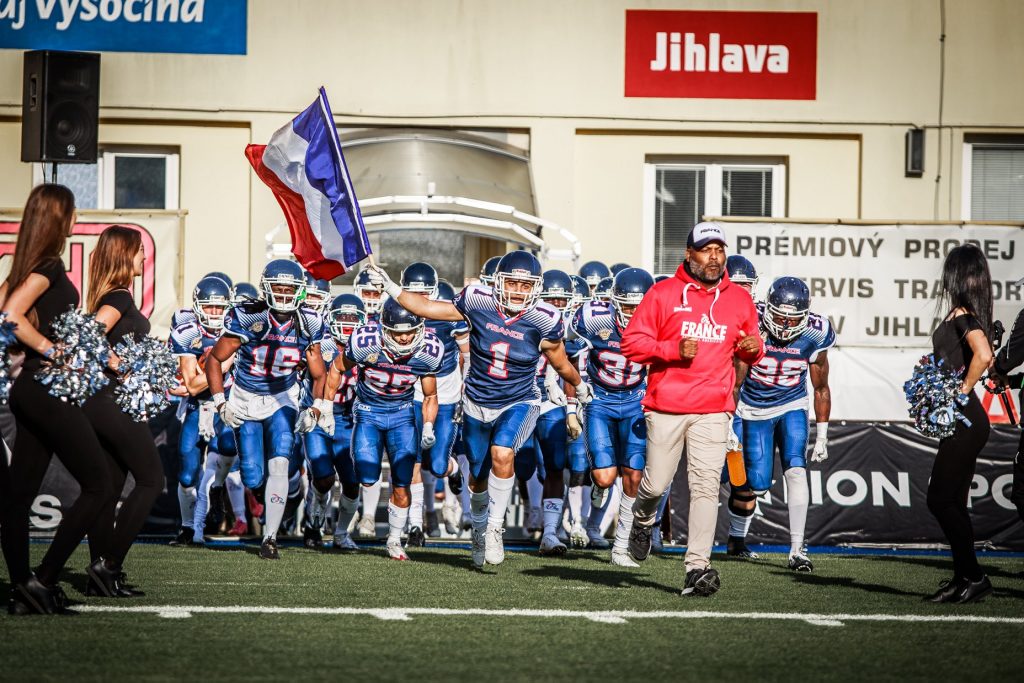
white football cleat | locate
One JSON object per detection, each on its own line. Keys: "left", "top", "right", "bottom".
{"left": 441, "top": 503, "right": 461, "bottom": 535}
{"left": 569, "top": 523, "right": 589, "bottom": 549}
{"left": 471, "top": 527, "right": 486, "bottom": 569}
{"left": 357, "top": 515, "right": 376, "bottom": 538}
{"left": 538, "top": 533, "right": 567, "bottom": 557}
{"left": 386, "top": 538, "right": 409, "bottom": 561}
{"left": 611, "top": 550, "right": 640, "bottom": 568}
{"left": 587, "top": 529, "right": 611, "bottom": 550}
{"left": 484, "top": 527, "right": 505, "bottom": 565}
{"left": 331, "top": 533, "right": 359, "bottom": 551}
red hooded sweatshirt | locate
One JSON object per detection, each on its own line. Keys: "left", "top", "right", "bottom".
{"left": 621, "top": 262, "right": 764, "bottom": 415}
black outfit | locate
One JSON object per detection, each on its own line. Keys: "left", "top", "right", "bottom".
{"left": 993, "top": 306, "right": 1024, "bottom": 523}
{"left": 0, "top": 258, "right": 114, "bottom": 587}
{"left": 84, "top": 289, "right": 163, "bottom": 569}
{"left": 927, "top": 314, "right": 991, "bottom": 583}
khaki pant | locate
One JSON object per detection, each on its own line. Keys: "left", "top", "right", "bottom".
{"left": 633, "top": 410, "right": 729, "bottom": 571}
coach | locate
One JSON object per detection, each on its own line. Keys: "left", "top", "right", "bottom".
{"left": 620, "top": 221, "right": 763, "bottom": 596}
{"left": 992, "top": 299, "right": 1024, "bottom": 524}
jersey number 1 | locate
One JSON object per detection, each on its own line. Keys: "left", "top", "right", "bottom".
{"left": 487, "top": 341, "right": 510, "bottom": 379}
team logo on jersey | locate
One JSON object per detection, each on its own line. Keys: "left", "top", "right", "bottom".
{"left": 679, "top": 314, "right": 727, "bottom": 343}
{"left": 598, "top": 329, "right": 612, "bottom": 341}
{"left": 250, "top": 322, "right": 264, "bottom": 333}
{"left": 365, "top": 352, "right": 379, "bottom": 365}
{"left": 191, "top": 338, "right": 202, "bottom": 349}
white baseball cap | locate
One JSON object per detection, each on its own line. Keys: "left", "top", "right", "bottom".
{"left": 687, "top": 221, "right": 728, "bottom": 250}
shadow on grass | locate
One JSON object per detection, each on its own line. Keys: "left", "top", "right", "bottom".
{"left": 403, "top": 549, "right": 477, "bottom": 570}
{"left": 862, "top": 554, "right": 1024, "bottom": 580}
{"left": 767, "top": 570, "right": 920, "bottom": 597}
{"left": 521, "top": 564, "right": 680, "bottom": 595}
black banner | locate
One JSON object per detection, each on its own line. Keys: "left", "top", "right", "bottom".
{"left": 669, "top": 423, "right": 1024, "bottom": 550}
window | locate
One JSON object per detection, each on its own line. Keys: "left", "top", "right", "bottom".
{"left": 644, "top": 159, "right": 785, "bottom": 274}
{"left": 33, "top": 148, "right": 179, "bottom": 210}
{"left": 962, "top": 136, "right": 1024, "bottom": 220}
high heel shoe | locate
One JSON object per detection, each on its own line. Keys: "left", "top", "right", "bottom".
{"left": 925, "top": 577, "right": 967, "bottom": 603}
{"left": 955, "top": 575, "right": 993, "bottom": 604}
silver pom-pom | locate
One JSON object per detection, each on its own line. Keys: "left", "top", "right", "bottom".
{"left": 0, "top": 312, "right": 18, "bottom": 403}
{"left": 903, "top": 354, "right": 972, "bottom": 439}
{"left": 113, "top": 335, "right": 178, "bottom": 422}
{"left": 35, "top": 308, "right": 110, "bottom": 406}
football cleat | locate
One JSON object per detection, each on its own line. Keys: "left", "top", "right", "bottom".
{"left": 303, "top": 528, "right": 324, "bottom": 549}
{"left": 590, "top": 485, "right": 610, "bottom": 510}
{"left": 447, "top": 467, "right": 464, "bottom": 496}
{"left": 461, "top": 514, "right": 473, "bottom": 532}
{"left": 407, "top": 526, "right": 426, "bottom": 548}
{"left": 627, "top": 522, "right": 653, "bottom": 562}
{"left": 331, "top": 534, "right": 360, "bottom": 551}
{"left": 169, "top": 528, "right": 197, "bottom": 547}
{"left": 357, "top": 515, "right": 376, "bottom": 538}
{"left": 471, "top": 527, "right": 486, "bottom": 569}
{"left": 587, "top": 529, "right": 611, "bottom": 550}
{"left": 259, "top": 537, "right": 280, "bottom": 560}
{"left": 788, "top": 553, "right": 814, "bottom": 573}
{"left": 442, "top": 503, "right": 460, "bottom": 535}
{"left": 386, "top": 538, "right": 409, "bottom": 561}
{"left": 727, "top": 535, "right": 760, "bottom": 560}
{"left": 682, "top": 567, "right": 721, "bottom": 596}
{"left": 611, "top": 551, "right": 640, "bottom": 568}
{"left": 538, "top": 534, "right": 567, "bottom": 557}
{"left": 484, "top": 527, "right": 506, "bottom": 565}
{"left": 569, "top": 523, "right": 589, "bottom": 549}
{"left": 228, "top": 520, "right": 249, "bottom": 536}
{"left": 651, "top": 527, "right": 664, "bottom": 552}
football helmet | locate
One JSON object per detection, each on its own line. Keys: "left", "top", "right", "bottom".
{"left": 726, "top": 255, "right": 759, "bottom": 292}
{"left": 593, "top": 277, "right": 614, "bottom": 301}
{"left": 494, "top": 251, "right": 543, "bottom": 314}
{"left": 539, "top": 270, "right": 574, "bottom": 313}
{"left": 192, "top": 276, "right": 232, "bottom": 331}
{"left": 380, "top": 298, "right": 425, "bottom": 358}
{"left": 328, "top": 293, "right": 366, "bottom": 345}
{"left": 353, "top": 269, "right": 384, "bottom": 315}
{"left": 303, "top": 272, "right": 332, "bottom": 313}
{"left": 579, "top": 261, "right": 611, "bottom": 289}
{"left": 480, "top": 256, "right": 501, "bottom": 286}
{"left": 610, "top": 263, "right": 631, "bottom": 276}
{"left": 206, "top": 271, "right": 234, "bottom": 289}
{"left": 764, "top": 276, "right": 811, "bottom": 342}
{"left": 260, "top": 259, "right": 305, "bottom": 313}
{"left": 570, "top": 275, "right": 590, "bottom": 310}
{"left": 654, "top": 274, "right": 671, "bottom": 283}
{"left": 611, "top": 268, "right": 655, "bottom": 328}
{"left": 435, "top": 279, "right": 457, "bottom": 302}
{"left": 401, "top": 262, "right": 438, "bottom": 298}
{"left": 231, "top": 282, "right": 259, "bottom": 305}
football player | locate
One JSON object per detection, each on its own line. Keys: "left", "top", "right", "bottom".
{"left": 730, "top": 277, "right": 834, "bottom": 571}
{"left": 726, "top": 255, "right": 759, "bottom": 297}
{"left": 579, "top": 261, "right": 611, "bottom": 295}
{"left": 593, "top": 277, "right": 614, "bottom": 302}
{"left": 401, "top": 263, "right": 468, "bottom": 546}
{"left": 479, "top": 256, "right": 501, "bottom": 286}
{"left": 573, "top": 268, "right": 654, "bottom": 567}
{"left": 325, "top": 298, "right": 443, "bottom": 560}
{"left": 206, "top": 259, "right": 328, "bottom": 560}
{"left": 365, "top": 251, "right": 592, "bottom": 569}
{"left": 303, "top": 273, "right": 332, "bottom": 315}
{"left": 610, "top": 263, "right": 631, "bottom": 276}
{"left": 169, "top": 275, "right": 238, "bottom": 545}
{"left": 353, "top": 268, "right": 386, "bottom": 537}
{"left": 232, "top": 281, "right": 260, "bottom": 305}
{"left": 303, "top": 293, "right": 365, "bottom": 551}
{"left": 353, "top": 268, "right": 384, "bottom": 319}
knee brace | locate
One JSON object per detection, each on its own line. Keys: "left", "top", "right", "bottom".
{"left": 729, "top": 490, "right": 757, "bottom": 516}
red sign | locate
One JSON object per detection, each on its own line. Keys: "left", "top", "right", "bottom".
{"left": 625, "top": 10, "right": 817, "bottom": 100}
{"left": 0, "top": 222, "right": 157, "bottom": 318}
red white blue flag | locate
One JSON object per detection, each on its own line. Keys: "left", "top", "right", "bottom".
{"left": 245, "top": 87, "right": 371, "bottom": 280}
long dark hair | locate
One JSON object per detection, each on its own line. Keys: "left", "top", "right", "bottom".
{"left": 87, "top": 225, "right": 142, "bottom": 313}
{"left": 936, "top": 244, "right": 993, "bottom": 339}
{"left": 4, "top": 184, "right": 75, "bottom": 295}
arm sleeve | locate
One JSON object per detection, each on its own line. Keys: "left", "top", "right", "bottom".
{"left": 995, "top": 308, "right": 1024, "bottom": 374}
{"left": 619, "top": 291, "right": 681, "bottom": 364}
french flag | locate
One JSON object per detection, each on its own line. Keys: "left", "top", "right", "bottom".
{"left": 245, "top": 88, "right": 371, "bottom": 280}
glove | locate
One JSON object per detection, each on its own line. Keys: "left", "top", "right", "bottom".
{"left": 810, "top": 422, "right": 829, "bottom": 463}
{"left": 573, "top": 381, "right": 594, "bottom": 405}
{"left": 198, "top": 401, "right": 216, "bottom": 440}
{"left": 213, "top": 392, "right": 243, "bottom": 429}
{"left": 365, "top": 265, "right": 402, "bottom": 299}
{"left": 726, "top": 427, "right": 741, "bottom": 453}
{"left": 421, "top": 422, "right": 436, "bottom": 450}
{"left": 314, "top": 399, "right": 335, "bottom": 436}
{"left": 296, "top": 408, "right": 318, "bottom": 433}
{"left": 544, "top": 364, "right": 567, "bottom": 406}
{"left": 566, "top": 410, "right": 583, "bottom": 441}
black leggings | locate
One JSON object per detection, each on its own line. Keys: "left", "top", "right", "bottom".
{"left": 0, "top": 370, "right": 114, "bottom": 586}
{"left": 926, "top": 397, "right": 990, "bottom": 582}
{"left": 84, "top": 386, "right": 164, "bottom": 567}
{"left": 1012, "top": 428, "right": 1024, "bottom": 525}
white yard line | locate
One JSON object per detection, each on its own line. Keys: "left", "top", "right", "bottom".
{"left": 76, "top": 605, "right": 1024, "bottom": 627}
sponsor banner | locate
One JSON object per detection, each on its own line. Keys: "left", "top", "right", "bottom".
{"left": 625, "top": 9, "right": 817, "bottom": 100}
{"left": 668, "top": 422, "right": 1024, "bottom": 550}
{"left": 0, "top": 0, "right": 246, "bottom": 55}
{"left": 0, "top": 208, "right": 184, "bottom": 338}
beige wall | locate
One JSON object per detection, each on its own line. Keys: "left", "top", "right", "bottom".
{"left": 0, "top": 0, "right": 1021, "bottom": 293}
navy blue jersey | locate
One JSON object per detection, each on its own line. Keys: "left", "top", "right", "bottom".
{"left": 319, "top": 336, "right": 358, "bottom": 416}
{"left": 571, "top": 301, "right": 646, "bottom": 393}
{"left": 740, "top": 306, "right": 835, "bottom": 410}
{"left": 454, "top": 284, "right": 564, "bottom": 409}
{"left": 427, "top": 318, "right": 469, "bottom": 377}
{"left": 222, "top": 304, "right": 324, "bottom": 394}
{"left": 345, "top": 324, "right": 443, "bottom": 407}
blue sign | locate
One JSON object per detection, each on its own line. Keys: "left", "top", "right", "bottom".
{"left": 0, "top": 0, "right": 247, "bottom": 55}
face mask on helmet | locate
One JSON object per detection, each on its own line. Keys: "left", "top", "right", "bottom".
{"left": 495, "top": 271, "right": 542, "bottom": 313}
{"left": 612, "top": 291, "right": 644, "bottom": 328}
{"left": 382, "top": 319, "right": 425, "bottom": 357}
{"left": 303, "top": 280, "right": 331, "bottom": 313}
{"left": 192, "top": 278, "right": 232, "bottom": 331}
{"left": 353, "top": 275, "right": 383, "bottom": 315}
{"left": 764, "top": 303, "right": 809, "bottom": 342}
{"left": 330, "top": 307, "right": 366, "bottom": 345}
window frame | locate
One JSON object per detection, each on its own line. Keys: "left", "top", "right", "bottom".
{"left": 642, "top": 158, "right": 786, "bottom": 274}
{"left": 32, "top": 146, "right": 180, "bottom": 211}
{"left": 961, "top": 136, "right": 1024, "bottom": 221}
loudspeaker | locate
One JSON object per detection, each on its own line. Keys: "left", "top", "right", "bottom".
{"left": 905, "top": 128, "right": 924, "bottom": 178}
{"left": 21, "top": 50, "right": 100, "bottom": 164}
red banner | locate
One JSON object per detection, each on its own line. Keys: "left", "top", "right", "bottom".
{"left": 625, "top": 9, "right": 817, "bottom": 100}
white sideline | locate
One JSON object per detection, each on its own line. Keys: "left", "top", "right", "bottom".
{"left": 76, "top": 605, "right": 1024, "bottom": 627}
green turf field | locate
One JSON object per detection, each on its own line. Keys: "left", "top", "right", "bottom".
{"left": 2, "top": 542, "right": 1022, "bottom": 681}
